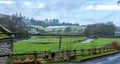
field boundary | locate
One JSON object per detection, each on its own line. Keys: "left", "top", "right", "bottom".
{"left": 0, "top": 47, "right": 120, "bottom": 64}
{"left": 79, "top": 50, "right": 120, "bottom": 63}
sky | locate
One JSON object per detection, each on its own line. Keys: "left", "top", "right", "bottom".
{"left": 0, "top": 0, "right": 120, "bottom": 26}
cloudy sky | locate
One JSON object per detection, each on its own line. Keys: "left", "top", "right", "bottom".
{"left": 0, "top": 0, "right": 120, "bottom": 26}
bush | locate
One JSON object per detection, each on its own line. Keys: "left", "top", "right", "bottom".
{"left": 16, "top": 30, "right": 31, "bottom": 39}
{"left": 106, "top": 41, "right": 120, "bottom": 49}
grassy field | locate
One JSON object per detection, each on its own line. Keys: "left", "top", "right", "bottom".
{"left": 14, "top": 36, "right": 86, "bottom": 54}
{"left": 14, "top": 36, "right": 120, "bottom": 54}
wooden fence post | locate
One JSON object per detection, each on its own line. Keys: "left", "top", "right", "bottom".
{"left": 112, "top": 48, "right": 114, "bottom": 51}
{"left": 96, "top": 48, "right": 99, "bottom": 54}
{"left": 101, "top": 48, "right": 104, "bottom": 53}
{"left": 98, "top": 48, "right": 101, "bottom": 54}
{"left": 61, "top": 51, "right": 64, "bottom": 61}
{"left": 107, "top": 48, "right": 109, "bottom": 52}
{"left": 95, "top": 48, "right": 98, "bottom": 54}
{"left": 73, "top": 49, "right": 77, "bottom": 58}
{"left": 106, "top": 48, "right": 108, "bottom": 52}
{"left": 95, "top": 48, "right": 97, "bottom": 54}
{"left": 88, "top": 49, "right": 91, "bottom": 56}
{"left": 109, "top": 48, "right": 111, "bottom": 52}
{"left": 66, "top": 50, "right": 70, "bottom": 61}
{"left": 98, "top": 48, "right": 101, "bottom": 53}
{"left": 108, "top": 48, "right": 110, "bottom": 52}
{"left": 93, "top": 48, "right": 96, "bottom": 54}
{"left": 33, "top": 51, "right": 37, "bottom": 64}
{"left": 9, "top": 52, "right": 13, "bottom": 64}
{"left": 48, "top": 50, "right": 51, "bottom": 62}
{"left": 104, "top": 48, "right": 106, "bottom": 52}
{"left": 44, "top": 50, "right": 47, "bottom": 59}
{"left": 104, "top": 48, "right": 106, "bottom": 53}
{"left": 110, "top": 48, "right": 112, "bottom": 51}
{"left": 81, "top": 49, "right": 84, "bottom": 56}
{"left": 109, "top": 48, "right": 110, "bottom": 52}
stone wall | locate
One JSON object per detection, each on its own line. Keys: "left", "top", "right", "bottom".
{"left": 0, "top": 39, "right": 12, "bottom": 64}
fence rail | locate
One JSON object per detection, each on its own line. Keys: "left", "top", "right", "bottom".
{"left": 0, "top": 47, "right": 119, "bottom": 64}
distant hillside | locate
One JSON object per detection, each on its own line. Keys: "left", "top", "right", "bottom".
{"left": 0, "top": 13, "right": 79, "bottom": 27}
{"left": 0, "top": 13, "right": 82, "bottom": 35}
{"left": 28, "top": 25, "right": 86, "bottom": 35}
{"left": 29, "top": 18, "right": 79, "bottom": 27}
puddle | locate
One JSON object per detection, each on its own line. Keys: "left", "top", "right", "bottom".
{"left": 80, "top": 39, "right": 94, "bottom": 43}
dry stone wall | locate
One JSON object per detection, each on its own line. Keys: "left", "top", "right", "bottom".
{"left": 0, "top": 41, "right": 12, "bottom": 64}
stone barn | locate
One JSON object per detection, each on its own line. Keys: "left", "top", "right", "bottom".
{"left": 0, "top": 25, "right": 14, "bottom": 64}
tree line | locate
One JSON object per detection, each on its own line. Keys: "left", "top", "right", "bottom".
{"left": 0, "top": 13, "right": 117, "bottom": 39}
{"left": 84, "top": 22, "right": 116, "bottom": 37}
{"left": 30, "top": 18, "right": 79, "bottom": 27}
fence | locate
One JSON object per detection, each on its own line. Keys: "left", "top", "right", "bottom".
{"left": 0, "top": 47, "right": 119, "bottom": 64}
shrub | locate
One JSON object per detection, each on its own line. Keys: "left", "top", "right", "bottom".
{"left": 106, "top": 41, "right": 120, "bottom": 49}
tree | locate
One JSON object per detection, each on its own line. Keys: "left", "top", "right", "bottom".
{"left": 0, "top": 16, "right": 30, "bottom": 39}
{"left": 84, "top": 22, "right": 116, "bottom": 37}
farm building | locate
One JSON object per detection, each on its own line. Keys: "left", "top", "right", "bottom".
{"left": 0, "top": 25, "right": 14, "bottom": 64}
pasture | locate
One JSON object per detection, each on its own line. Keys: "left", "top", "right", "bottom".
{"left": 14, "top": 36, "right": 120, "bottom": 54}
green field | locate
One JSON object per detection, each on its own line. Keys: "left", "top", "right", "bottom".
{"left": 14, "top": 36, "right": 120, "bottom": 54}
{"left": 29, "top": 25, "right": 85, "bottom": 34}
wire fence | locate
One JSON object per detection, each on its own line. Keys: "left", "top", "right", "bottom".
{"left": 0, "top": 47, "right": 119, "bottom": 64}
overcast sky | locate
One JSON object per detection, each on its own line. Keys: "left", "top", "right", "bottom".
{"left": 0, "top": 0, "right": 120, "bottom": 26}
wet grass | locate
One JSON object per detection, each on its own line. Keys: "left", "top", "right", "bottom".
{"left": 14, "top": 36, "right": 120, "bottom": 54}
{"left": 14, "top": 36, "right": 86, "bottom": 54}
{"left": 13, "top": 36, "right": 120, "bottom": 64}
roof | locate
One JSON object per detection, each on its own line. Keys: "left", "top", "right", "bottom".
{"left": 0, "top": 25, "right": 12, "bottom": 39}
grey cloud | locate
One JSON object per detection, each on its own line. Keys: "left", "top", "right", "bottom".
{"left": 40, "top": 0, "right": 86, "bottom": 11}
{"left": 0, "top": 0, "right": 120, "bottom": 26}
